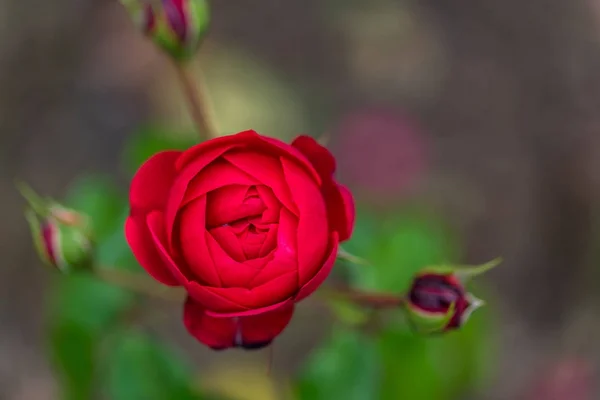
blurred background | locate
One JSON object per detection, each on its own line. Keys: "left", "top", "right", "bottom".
{"left": 2, "top": 0, "right": 600, "bottom": 398}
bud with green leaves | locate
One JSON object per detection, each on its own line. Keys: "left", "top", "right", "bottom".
{"left": 120, "top": 0, "right": 210, "bottom": 61}
{"left": 404, "top": 258, "right": 501, "bottom": 334}
{"left": 18, "top": 183, "right": 94, "bottom": 274}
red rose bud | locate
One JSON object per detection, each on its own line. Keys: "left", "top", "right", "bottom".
{"left": 126, "top": 131, "right": 355, "bottom": 349}
{"left": 404, "top": 259, "right": 501, "bottom": 334}
{"left": 18, "top": 183, "right": 94, "bottom": 273}
{"left": 120, "top": 0, "right": 210, "bottom": 61}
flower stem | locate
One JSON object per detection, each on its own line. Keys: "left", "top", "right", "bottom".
{"left": 173, "top": 61, "right": 218, "bottom": 140}
{"left": 322, "top": 286, "right": 405, "bottom": 309}
{"left": 95, "top": 267, "right": 186, "bottom": 302}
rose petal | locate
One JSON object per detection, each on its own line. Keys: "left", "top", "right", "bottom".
{"left": 184, "top": 297, "right": 236, "bottom": 350}
{"left": 125, "top": 215, "right": 180, "bottom": 286}
{"left": 206, "top": 184, "right": 266, "bottom": 228}
{"left": 145, "top": 211, "right": 191, "bottom": 283}
{"left": 239, "top": 301, "right": 294, "bottom": 345}
{"left": 187, "top": 281, "right": 249, "bottom": 313}
{"left": 296, "top": 232, "right": 339, "bottom": 302}
{"left": 206, "top": 233, "right": 265, "bottom": 288}
{"left": 259, "top": 224, "right": 279, "bottom": 258}
{"left": 129, "top": 151, "right": 181, "bottom": 213}
{"left": 253, "top": 134, "right": 321, "bottom": 185}
{"left": 280, "top": 157, "right": 329, "bottom": 286}
{"left": 224, "top": 151, "right": 299, "bottom": 215}
{"left": 191, "top": 271, "right": 297, "bottom": 312}
{"left": 209, "top": 225, "right": 246, "bottom": 262}
{"left": 176, "top": 196, "right": 222, "bottom": 286}
{"left": 337, "top": 184, "right": 356, "bottom": 241}
{"left": 320, "top": 182, "right": 355, "bottom": 242}
{"left": 178, "top": 130, "right": 321, "bottom": 183}
{"left": 182, "top": 161, "right": 259, "bottom": 207}
{"left": 166, "top": 143, "right": 243, "bottom": 246}
{"left": 291, "top": 135, "right": 336, "bottom": 176}
{"left": 184, "top": 297, "right": 294, "bottom": 349}
{"left": 249, "top": 249, "right": 298, "bottom": 288}
{"left": 255, "top": 186, "right": 281, "bottom": 224}
{"left": 176, "top": 130, "right": 258, "bottom": 170}
{"left": 272, "top": 207, "right": 298, "bottom": 263}
{"left": 205, "top": 298, "right": 294, "bottom": 318}
{"left": 292, "top": 135, "right": 355, "bottom": 242}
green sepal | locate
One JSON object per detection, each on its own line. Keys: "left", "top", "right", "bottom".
{"left": 417, "top": 258, "right": 502, "bottom": 283}
{"left": 120, "top": 0, "right": 210, "bottom": 61}
{"left": 337, "top": 247, "right": 371, "bottom": 266}
{"left": 57, "top": 223, "right": 94, "bottom": 272}
{"left": 404, "top": 301, "right": 455, "bottom": 335}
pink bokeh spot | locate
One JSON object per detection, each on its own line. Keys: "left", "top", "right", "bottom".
{"left": 333, "top": 109, "right": 428, "bottom": 200}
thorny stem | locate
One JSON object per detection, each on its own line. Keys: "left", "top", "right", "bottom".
{"left": 173, "top": 61, "right": 218, "bottom": 140}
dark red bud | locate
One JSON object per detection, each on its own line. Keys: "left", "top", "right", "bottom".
{"left": 408, "top": 274, "right": 469, "bottom": 330}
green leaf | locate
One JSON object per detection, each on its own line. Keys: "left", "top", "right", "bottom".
{"left": 344, "top": 207, "right": 460, "bottom": 292}
{"left": 122, "top": 125, "right": 197, "bottom": 174}
{"left": 49, "top": 273, "right": 134, "bottom": 332}
{"left": 378, "top": 299, "right": 492, "bottom": 400}
{"left": 65, "top": 175, "right": 126, "bottom": 241}
{"left": 96, "top": 208, "right": 141, "bottom": 272}
{"left": 378, "top": 328, "right": 446, "bottom": 400}
{"left": 296, "top": 329, "right": 381, "bottom": 400}
{"left": 49, "top": 321, "right": 96, "bottom": 400}
{"left": 103, "top": 330, "right": 202, "bottom": 400}
{"left": 48, "top": 274, "right": 134, "bottom": 399}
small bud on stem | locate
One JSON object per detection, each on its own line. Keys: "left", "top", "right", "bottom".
{"left": 18, "top": 182, "right": 95, "bottom": 273}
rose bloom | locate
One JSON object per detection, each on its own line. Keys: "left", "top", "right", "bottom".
{"left": 126, "top": 130, "right": 355, "bottom": 349}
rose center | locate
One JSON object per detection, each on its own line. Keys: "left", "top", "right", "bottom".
{"left": 206, "top": 185, "right": 280, "bottom": 261}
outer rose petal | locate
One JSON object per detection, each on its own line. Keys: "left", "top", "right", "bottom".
{"left": 292, "top": 135, "right": 356, "bottom": 241}
{"left": 125, "top": 215, "right": 180, "bottom": 286}
{"left": 280, "top": 157, "right": 328, "bottom": 286}
{"left": 239, "top": 301, "right": 294, "bottom": 345}
{"left": 296, "top": 232, "right": 339, "bottom": 302}
{"left": 184, "top": 297, "right": 236, "bottom": 350}
{"left": 337, "top": 184, "right": 355, "bottom": 241}
{"left": 129, "top": 151, "right": 181, "bottom": 213}
{"left": 178, "top": 130, "right": 321, "bottom": 184}
{"left": 184, "top": 297, "right": 294, "bottom": 350}
{"left": 291, "top": 136, "right": 335, "bottom": 176}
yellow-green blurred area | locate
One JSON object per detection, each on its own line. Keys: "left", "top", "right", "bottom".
{"left": 2, "top": 0, "right": 600, "bottom": 399}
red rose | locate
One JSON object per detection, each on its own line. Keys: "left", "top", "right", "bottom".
{"left": 125, "top": 130, "right": 355, "bottom": 349}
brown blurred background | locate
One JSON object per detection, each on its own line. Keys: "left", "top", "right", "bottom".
{"left": 3, "top": 0, "right": 600, "bottom": 398}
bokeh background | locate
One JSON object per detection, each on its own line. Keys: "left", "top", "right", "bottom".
{"left": 2, "top": 0, "right": 600, "bottom": 398}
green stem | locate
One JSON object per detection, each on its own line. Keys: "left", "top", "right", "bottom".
{"left": 95, "top": 267, "right": 186, "bottom": 302}
{"left": 173, "top": 61, "right": 218, "bottom": 140}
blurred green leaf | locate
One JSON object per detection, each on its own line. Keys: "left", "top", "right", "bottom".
{"left": 48, "top": 274, "right": 134, "bottom": 400}
{"left": 50, "top": 321, "right": 96, "bottom": 400}
{"left": 65, "top": 175, "right": 126, "bottom": 241}
{"left": 344, "top": 207, "right": 460, "bottom": 292}
{"left": 376, "top": 288, "right": 492, "bottom": 400}
{"left": 122, "top": 125, "right": 197, "bottom": 174}
{"left": 296, "top": 329, "right": 381, "bottom": 400}
{"left": 378, "top": 328, "right": 446, "bottom": 400}
{"left": 49, "top": 273, "right": 133, "bottom": 332}
{"left": 96, "top": 208, "right": 141, "bottom": 272}
{"left": 103, "top": 330, "right": 202, "bottom": 400}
